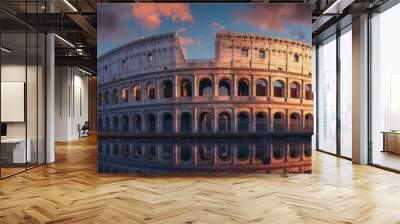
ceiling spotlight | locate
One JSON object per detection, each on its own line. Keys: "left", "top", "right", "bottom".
{"left": 54, "top": 34, "right": 75, "bottom": 48}
{"left": 1, "top": 47, "right": 11, "bottom": 53}
{"left": 63, "top": 0, "right": 78, "bottom": 12}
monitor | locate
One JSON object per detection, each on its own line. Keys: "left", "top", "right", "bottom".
{"left": 1, "top": 123, "right": 7, "bottom": 137}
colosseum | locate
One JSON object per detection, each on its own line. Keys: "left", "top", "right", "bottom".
{"left": 97, "top": 31, "right": 313, "bottom": 174}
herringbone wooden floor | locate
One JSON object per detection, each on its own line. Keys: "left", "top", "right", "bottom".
{"left": 1, "top": 136, "right": 400, "bottom": 224}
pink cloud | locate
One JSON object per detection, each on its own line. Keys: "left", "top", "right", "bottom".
{"left": 131, "top": 3, "right": 193, "bottom": 31}
{"left": 179, "top": 36, "right": 201, "bottom": 55}
{"left": 235, "top": 4, "right": 311, "bottom": 32}
{"left": 210, "top": 22, "right": 225, "bottom": 33}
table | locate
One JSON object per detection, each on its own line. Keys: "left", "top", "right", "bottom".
{"left": 382, "top": 131, "right": 400, "bottom": 154}
{"left": 1, "top": 138, "right": 31, "bottom": 163}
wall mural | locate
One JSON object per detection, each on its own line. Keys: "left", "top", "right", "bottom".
{"left": 97, "top": 3, "right": 313, "bottom": 174}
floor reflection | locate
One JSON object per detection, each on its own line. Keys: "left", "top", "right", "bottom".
{"left": 98, "top": 138, "right": 312, "bottom": 174}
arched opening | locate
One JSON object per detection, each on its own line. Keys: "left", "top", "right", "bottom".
{"left": 181, "top": 79, "right": 192, "bottom": 97}
{"left": 104, "top": 91, "right": 110, "bottom": 105}
{"left": 273, "top": 112, "right": 285, "bottom": 132}
{"left": 162, "top": 113, "right": 173, "bottom": 133}
{"left": 199, "top": 78, "right": 212, "bottom": 96}
{"left": 105, "top": 117, "right": 110, "bottom": 131}
{"left": 256, "top": 79, "right": 268, "bottom": 96}
{"left": 121, "top": 115, "right": 129, "bottom": 131}
{"left": 132, "top": 84, "right": 141, "bottom": 101}
{"left": 98, "top": 118, "right": 103, "bottom": 132}
{"left": 180, "top": 112, "right": 192, "bottom": 133}
{"left": 305, "top": 113, "right": 313, "bottom": 132}
{"left": 237, "top": 112, "right": 250, "bottom": 132}
{"left": 305, "top": 84, "right": 313, "bottom": 100}
{"left": 112, "top": 116, "right": 119, "bottom": 131}
{"left": 273, "top": 80, "right": 285, "bottom": 97}
{"left": 98, "top": 93, "right": 103, "bottom": 107}
{"left": 120, "top": 87, "right": 128, "bottom": 103}
{"left": 180, "top": 145, "right": 192, "bottom": 162}
{"left": 289, "top": 143, "right": 301, "bottom": 159}
{"left": 237, "top": 144, "right": 251, "bottom": 161}
{"left": 217, "top": 144, "right": 231, "bottom": 161}
{"left": 147, "top": 82, "right": 155, "bottom": 100}
{"left": 199, "top": 112, "right": 212, "bottom": 133}
{"left": 255, "top": 112, "right": 268, "bottom": 132}
{"left": 290, "top": 82, "right": 301, "bottom": 98}
{"left": 218, "top": 112, "right": 231, "bottom": 132}
{"left": 289, "top": 113, "right": 301, "bottom": 131}
{"left": 161, "top": 80, "right": 173, "bottom": 98}
{"left": 146, "top": 114, "right": 156, "bottom": 133}
{"left": 273, "top": 143, "right": 285, "bottom": 160}
{"left": 132, "top": 115, "right": 142, "bottom": 131}
{"left": 112, "top": 88, "right": 119, "bottom": 104}
{"left": 294, "top": 53, "right": 300, "bottom": 62}
{"left": 161, "top": 144, "right": 173, "bottom": 161}
{"left": 219, "top": 79, "right": 231, "bottom": 96}
{"left": 238, "top": 78, "right": 249, "bottom": 96}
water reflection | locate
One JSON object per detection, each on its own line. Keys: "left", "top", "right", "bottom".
{"left": 98, "top": 138, "right": 312, "bottom": 174}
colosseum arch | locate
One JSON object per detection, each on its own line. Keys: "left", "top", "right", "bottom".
{"left": 104, "top": 90, "right": 110, "bottom": 105}
{"left": 290, "top": 81, "right": 301, "bottom": 98}
{"left": 146, "top": 113, "right": 157, "bottom": 133}
{"left": 305, "top": 113, "right": 313, "bottom": 131}
{"left": 218, "top": 112, "right": 231, "bottom": 132}
{"left": 199, "top": 78, "right": 213, "bottom": 96}
{"left": 255, "top": 112, "right": 269, "bottom": 132}
{"left": 162, "top": 112, "right": 173, "bottom": 133}
{"left": 198, "top": 112, "right": 213, "bottom": 133}
{"left": 256, "top": 79, "right": 268, "bottom": 96}
{"left": 238, "top": 78, "right": 250, "bottom": 96}
{"left": 218, "top": 78, "right": 231, "bottom": 96}
{"left": 161, "top": 79, "right": 173, "bottom": 98}
{"left": 121, "top": 115, "right": 129, "bottom": 131}
{"left": 180, "top": 79, "right": 192, "bottom": 97}
{"left": 132, "top": 114, "right": 142, "bottom": 132}
{"left": 289, "top": 112, "right": 301, "bottom": 131}
{"left": 146, "top": 82, "right": 156, "bottom": 100}
{"left": 132, "top": 84, "right": 141, "bottom": 101}
{"left": 104, "top": 116, "right": 110, "bottom": 131}
{"left": 180, "top": 112, "right": 192, "bottom": 133}
{"left": 305, "top": 83, "right": 313, "bottom": 100}
{"left": 112, "top": 88, "right": 119, "bottom": 104}
{"left": 98, "top": 93, "right": 103, "bottom": 107}
{"left": 112, "top": 116, "right": 119, "bottom": 131}
{"left": 98, "top": 117, "right": 103, "bottom": 132}
{"left": 237, "top": 112, "right": 250, "bottom": 132}
{"left": 273, "top": 80, "right": 285, "bottom": 98}
{"left": 273, "top": 112, "right": 285, "bottom": 132}
{"left": 120, "top": 86, "right": 129, "bottom": 103}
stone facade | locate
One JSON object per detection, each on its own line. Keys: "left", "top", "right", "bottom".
{"left": 97, "top": 32, "right": 313, "bottom": 135}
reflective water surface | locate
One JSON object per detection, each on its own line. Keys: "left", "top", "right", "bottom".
{"left": 98, "top": 137, "right": 312, "bottom": 174}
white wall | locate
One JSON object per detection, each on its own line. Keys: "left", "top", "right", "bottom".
{"left": 55, "top": 67, "right": 89, "bottom": 141}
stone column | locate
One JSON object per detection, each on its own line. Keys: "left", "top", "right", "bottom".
{"left": 233, "top": 108, "right": 237, "bottom": 132}
{"left": 174, "top": 108, "right": 179, "bottom": 133}
{"left": 213, "top": 108, "right": 218, "bottom": 133}
{"left": 213, "top": 74, "right": 218, "bottom": 96}
{"left": 193, "top": 108, "right": 198, "bottom": 133}
{"left": 193, "top": 75, "right": 197, "bottom": 97}
{"left": 174, "top": 76, "right": 178, "bottom": 98}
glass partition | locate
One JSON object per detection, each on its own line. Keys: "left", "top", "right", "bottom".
{"left": 339, "top": 27, "right": 352, "bottom": 158}
{"left": 370, "top": 3, "right": 400, "bottom": 171}
{"left": 317, "top": 35, "right": 337, "bottom": 154}
{"left": 0, "top": 1, "right": 46, "bottom": 179}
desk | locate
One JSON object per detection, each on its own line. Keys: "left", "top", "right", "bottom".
{"left": 1, "top": 138, "right": 31, "bottom": 163}
{"left": 382, "top": 131, "right": 400, "bottom": 154}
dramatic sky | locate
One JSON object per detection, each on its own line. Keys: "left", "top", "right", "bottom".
{"left": 98, "top": 3, "right": 311, "bottom": 59}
